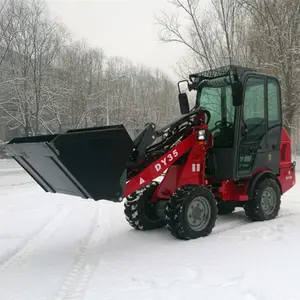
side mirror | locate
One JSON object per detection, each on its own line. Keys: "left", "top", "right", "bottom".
{"left": 232, "top": 82, "right": 243, "bottom": 106}
{"left": 178, "top": 93, "right": 190, "bottom": 114}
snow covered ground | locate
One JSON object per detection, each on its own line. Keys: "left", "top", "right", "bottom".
{"left": 0, "top": 159, "right": 299, "bottom": 300}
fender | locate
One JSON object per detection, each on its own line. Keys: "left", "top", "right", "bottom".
{"left": 247, "top": 170, "right": 282, "bottom": 199}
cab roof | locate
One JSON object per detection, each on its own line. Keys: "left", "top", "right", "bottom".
{"left": 189, "top": 65, "right": 257, "bottom": 82}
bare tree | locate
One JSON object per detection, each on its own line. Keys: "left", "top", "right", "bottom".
{"left": 156, "top": 0, "right": 300, "bottom": 137}
{"left": 0, "top": 0, "right": 178, "bottom": 141}
{"left": 156, "top": 0, "right": 245, "bottom": 75}
{"left": 237, "top": 0, "right": 300, "bottom": 135}
{"left": 0, "top": 0, "right": 68, "bottom": 135}
{"left": 0, "top": 0, "right": 25, "bottom": 69}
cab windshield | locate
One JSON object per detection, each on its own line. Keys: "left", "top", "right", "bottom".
{"left": 196, "top": 77, "right": 235, "bottom": 147}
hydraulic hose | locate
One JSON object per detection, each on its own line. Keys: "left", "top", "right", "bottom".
{"left": 155, "top": 109, "right": 211, "bottom": 137}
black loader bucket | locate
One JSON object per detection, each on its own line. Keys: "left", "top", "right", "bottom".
{"left": 4, "top": 125, "right": 134, "bottom": 202}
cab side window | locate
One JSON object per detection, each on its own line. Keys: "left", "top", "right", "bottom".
{"left": 243, "top": 76, "right": 266, "bottom": 143}
{"left": 267, "top": 78, "right": 281, "bottom": 128}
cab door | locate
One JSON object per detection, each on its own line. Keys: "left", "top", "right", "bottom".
{"left": 238, "top": 75, "right": 267, "bottom": 177}
{"left": 237, "top": 75, "right": 282, "bottom": 178}
{"left": 264, "top": 76, "right": 282, "bottom": 174}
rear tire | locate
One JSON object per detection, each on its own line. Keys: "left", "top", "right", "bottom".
{"left": 217, "top": 200, "right": 235, "bottom": 215}
{"left": 124, "top": 181, "right": 166, "bottom": 230}
{"left": 244, "top": 178, "right": 281, "bottom": 221}
{"left": 165, "top": 185, "right": 217, "bottom": 240}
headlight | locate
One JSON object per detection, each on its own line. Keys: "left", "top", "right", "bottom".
{"left": 198, "top": 129, "right": 206, "bottom": 141}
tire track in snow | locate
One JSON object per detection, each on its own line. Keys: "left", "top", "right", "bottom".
{"left": 52, "top": 203, "right": 110, "bottom": 300}
{"left": 0, "top": 203, "right": 76, "bottom": 272}
{"left": 212, "top": 209, "right": 300, "bottom": 236}
{"left": 53, "top": 207, "right": 299, "bottom": 300}
{"left": 213, "top": 219, "right": 249, "bottom": 235}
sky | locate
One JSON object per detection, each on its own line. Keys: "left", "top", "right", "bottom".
{"left": 45, "top": 0, "right": 199, "bottom": 81}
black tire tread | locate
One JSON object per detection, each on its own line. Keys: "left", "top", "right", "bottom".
{"left": 244, "top": 177, "right": 281, "bottom": 221}
{"left": 165, "top": 184, "right": 217, "bottom": 240}
{"left": 124, "top": 181, "right": 166, "bottom": 230}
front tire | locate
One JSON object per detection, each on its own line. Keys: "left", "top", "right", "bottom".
{"left": 165, "top": 185, "right": 217, "bottom": 240}
{"left": 244, "top": 178, "right": 281, "bottom": 221}
{"left": 124, "top": 181, "right": 166, "bottom": 230}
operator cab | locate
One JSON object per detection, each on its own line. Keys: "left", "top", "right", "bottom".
{"left": 196, "top": 77, "right": 235, "bottom": 149}
{"left": 178, "top": 65, "right": 282, "bottom": 181}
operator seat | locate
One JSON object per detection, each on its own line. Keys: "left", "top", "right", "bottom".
{"left": 212, "top": 124, "right": 234, "bottom": 148}
{"left": 205, "top": 122, "right": 235, "bottom": 180}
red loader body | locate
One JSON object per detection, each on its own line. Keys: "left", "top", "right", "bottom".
{"left": 3, "top": 65, "right": 296, "bottom": 240}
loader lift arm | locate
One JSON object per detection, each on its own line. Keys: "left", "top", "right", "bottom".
{"left": 4, "top": 107, "right": 211, "bottom": 202}
{"left": 127, "top": 108, "right": 211, "bottom": 180}
{"left": 125, "top": 130, "right": 197, "bottom": 198}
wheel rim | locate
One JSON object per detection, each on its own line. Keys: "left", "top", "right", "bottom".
{"left": 187, "top": 196, "right": 211, "bottom": 231}
{"left": 261, "top": 187, "right": 277, "bottom": 214}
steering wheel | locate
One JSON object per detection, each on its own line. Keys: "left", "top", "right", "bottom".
{"left": 210, "top": 120, "right": 233, "bottom": 133}
{"left": 214, "top": 120, "right": 233, "bottom": 129}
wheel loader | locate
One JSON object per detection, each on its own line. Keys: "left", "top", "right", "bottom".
{"left": 4, "top": 65, "right": 296, "bottom": 240}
